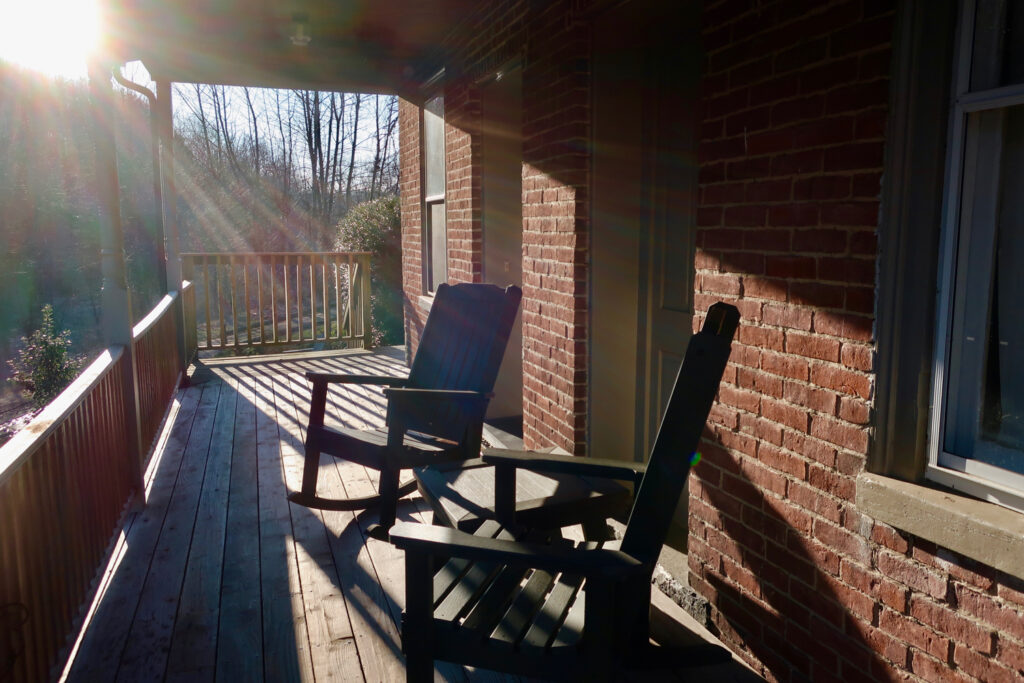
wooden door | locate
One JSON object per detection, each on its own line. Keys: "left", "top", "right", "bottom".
{"left": 590, "top": 1, "right": 700, "bottom": 544}
{"left": 640, "top": 7, "right": 701, "bottom": 461}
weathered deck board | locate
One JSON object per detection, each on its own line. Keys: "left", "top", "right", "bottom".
{"left": 276, "top": 371, "right": 363, "bottom": 682}
{"left": 65, "top": 385, "right": 204, "bottom": 682}
{"left": 215, "top": 369, "right": 265, "bottom": 682}
{"left": 62, "top": 347, "right": 748, "bottom": 682}
{"left": 65, "top": 348, "right": 493, "bottom": 682}
{"left": 115, "top": 382, "right": 223, "bottom": 682}
{"left": 165, "top": 376, "right": 237, "bottom": 682}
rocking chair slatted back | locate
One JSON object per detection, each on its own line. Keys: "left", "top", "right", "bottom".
{"left": 620, "top": 301, "right": 740, "bottom": 563}
{"left": 396, "top": 283, "right": 522, "bottom": 442}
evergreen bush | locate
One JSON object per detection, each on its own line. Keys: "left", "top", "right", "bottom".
{"left": 7, "top": 305, "right": 84, "bottom": 408}
{"left": 336, "top": 196, "right": 404, "bottom": 346}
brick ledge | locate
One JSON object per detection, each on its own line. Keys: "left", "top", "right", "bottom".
{"left": 857, "top": 472, "right": 1024, "bottom": 581}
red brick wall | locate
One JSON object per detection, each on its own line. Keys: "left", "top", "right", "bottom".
{"left": 519, "top": 3, "right": 590, "bottom": 453}
{"left": 398, "top": 98, "right": 425, "bottom": 350}
{"left": 398, "top": 0, "right": 591, "bottom": 454}
{"left": 444, "top": 81, "right": 482, "bottom": 286}
{"left": 690, "top": 1, "right": 1024, "bottom": 681}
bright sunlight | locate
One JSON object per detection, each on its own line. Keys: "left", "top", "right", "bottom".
{"left": 0, "top": 0, "right": 98, "bottom": 79}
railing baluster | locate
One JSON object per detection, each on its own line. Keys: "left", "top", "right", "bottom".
{"left": 177, "top": 252, "right": 372, "bottom": 352}
{"left": 320, "top": 256, "right": 328, "bottom": 340}
{"left": 203, "top": 255, "right": 212, "bottom": 350}
{"left": 242, "top": 257, "right": 251, "bottom": 346}
{"left": 230, "top": 255, "right": 239, "bottom": 350}
{"left": 296, "top": 255, "right": 303, "bottom": 342}
{"left": 360, "top": 254, "right": 372, "bottom": 347}
{"left": 285, "top": 255, "right": 292, "bottom": 343}
{"left": 215, "top": 256, "right": 225, "bottom": 349}
{"left": 346, "top": 253, "right": 355, "bottom": 341}
{"left": 256, "top": 257, "right": 264, "bottom": 345}
{"left": 309, "top": 256, "right": 317, "bottom": 340}
{"left": 332, "top": 255, "right": 341, "bottom": 341}
{"left": 271, "top": 256, "right": 278, "bottom": 344}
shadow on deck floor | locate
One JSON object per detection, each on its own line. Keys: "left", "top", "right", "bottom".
{"left": 63, "top": 346, "right": 760, "bottom": 682}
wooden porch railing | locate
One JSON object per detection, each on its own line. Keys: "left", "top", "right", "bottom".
{"left": 0, "top": 349, "right": 135, "bottom": 682}
{"left": 181, "top": 252, "right": 372, "bottom": 354}
{"left": 132, "top": 288, "right": 186, "bottom": 459}
{"left": 0, "top": 290, "right": 185, "bottom": 682}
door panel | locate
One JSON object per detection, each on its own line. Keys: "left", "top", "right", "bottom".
{"left": 590, "top": 0, "right": 699, "bottom": 544}
{"left": 642, "top": 3, "right": 700, "bottom": 544}
{"left": 590, "top": 7, "right": 644, "bottom": 462}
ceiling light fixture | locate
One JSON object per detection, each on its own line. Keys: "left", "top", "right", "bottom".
{"left": 290, "top": 12, "right": 311, "bottom": 47}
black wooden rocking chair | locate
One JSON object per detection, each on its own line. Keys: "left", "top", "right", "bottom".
{"left": 390, "top": 302, "right": 739, "bottom": 681}
{"left": 288, "top": 282, "right": 522, "bottom": 534}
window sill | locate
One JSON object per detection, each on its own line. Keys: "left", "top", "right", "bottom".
{"left": 857, "top": 472, "right": 1024, "bottom": 582}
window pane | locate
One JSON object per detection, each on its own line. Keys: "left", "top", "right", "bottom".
{"left": 972, "top": 0, "right": 1024, "bottom": 89}
{"left": 428, "top": 201, "right": 447, "bottom": 290}
{"left": 979, "top": 105, "right": 1024, "bottom": 468}
{"left": 424, "top": 97, "right": 445, "bottom": 198}
{"left": 945, "top": 104, "right": 1024, "bottom": 474}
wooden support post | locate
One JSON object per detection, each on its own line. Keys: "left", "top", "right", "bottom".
{"left": 156, "top": 80, "right": 189, "bottom": 372}
{"left": 89, "top": 60, "right": 145, "bottom": 504}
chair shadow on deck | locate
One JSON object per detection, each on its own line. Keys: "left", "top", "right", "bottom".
{"left": 65, "top": 349, "right": 435, "bottom": 682}
{"left": 225, "top": 351, "right": 476, "bottom": 681}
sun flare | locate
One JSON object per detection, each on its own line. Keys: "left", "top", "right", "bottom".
{"left": 0, "top": 0, "right": 98, "bottom": 78}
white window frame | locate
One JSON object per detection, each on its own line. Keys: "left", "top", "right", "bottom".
{"left": 929, "top": 0, "right": 1024, "bottom": 513}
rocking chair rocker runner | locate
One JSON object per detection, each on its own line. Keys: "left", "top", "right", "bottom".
{"left": 390, "top": 302, "right": 739, "bottom": 681}
{"left": 288, "top": 282, "right": 522, "bottom": 534}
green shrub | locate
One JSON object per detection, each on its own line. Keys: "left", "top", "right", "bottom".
{"left": 7, "top": 304, "right": 84, "bottom": 408}
{"left": 336, "top": 195, "right": 404, "bottom": 346}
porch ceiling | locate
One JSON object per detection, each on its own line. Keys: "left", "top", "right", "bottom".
{"left": 100, "top": 0, "right": 473, "bottom": 94}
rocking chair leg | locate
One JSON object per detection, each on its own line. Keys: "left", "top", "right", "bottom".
{"left": 300, "top": 445, "right": 321, "bottom": 498}
{"left": 404, "top": 552, "right": 434, "bottom": 683}
{"left": 377, "top": 465, "right": 400, "bottom": 531}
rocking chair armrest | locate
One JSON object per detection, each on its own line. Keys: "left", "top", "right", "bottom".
{"left": 390, "top": 522, "right": 646, "bottom": 579}
{"left": 305, "top": 372, "right": 408, "bottom": 387}
{"left": 482, "top": 448, "right": 647, "bottom": 486}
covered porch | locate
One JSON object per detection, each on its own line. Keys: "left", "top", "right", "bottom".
{"left": 59, "top": 348, "right": 752, "bottom": 681}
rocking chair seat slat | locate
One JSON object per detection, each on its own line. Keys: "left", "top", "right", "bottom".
{"left": 461, "top": 564, "right": 531, "bottom": 634}
{"left": 520, "top": 571, "right": 584, "bottom": 653}
{"left": 434, "top": 560, "right": 502, "bottom": 624}
{"left": 550, "top": 585, "right": 586, "bottom": 649}
{"left": 490, "top": 568, "right": 558, "bottom": 645}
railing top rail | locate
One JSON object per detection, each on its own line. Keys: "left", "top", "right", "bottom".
{"left": 180, "top": 251, "right": 372, "bottom": 258}
{"left": 0, "top": 345, "right": 125, "bottom": 487}
{"left": 132, "top": 291, "right": 179, "bottom": 341}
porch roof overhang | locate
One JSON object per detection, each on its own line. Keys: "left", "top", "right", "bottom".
{"left": 99, "top": 0, "right": 469, "bottom": 96}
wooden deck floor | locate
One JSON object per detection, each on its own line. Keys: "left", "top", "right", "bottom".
{"left": 63, "top": 347, "right": 759, "bottom": 683}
